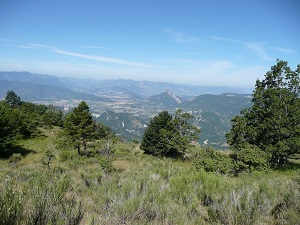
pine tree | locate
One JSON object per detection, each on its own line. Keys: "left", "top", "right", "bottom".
{"left": 63, "top": 101, "right": 95, "bottom": 155}
{"left": 4, "top": 90, "right": 21, "bottom": 108}
{"left": 0, "top": 102, "right": 19, "bottom": 151}
{"left": 141, "top": 110, "right": 200, "bottom": 158}
{"left": 226, "top": 60, "right": 300, "bottom": 167}
{"left": 141, "top": 111, "right": 173, "bottom": 156}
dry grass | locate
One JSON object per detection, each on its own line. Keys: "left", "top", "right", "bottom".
{"left": 0, "top": 128, "right": 299, "bottom": 224}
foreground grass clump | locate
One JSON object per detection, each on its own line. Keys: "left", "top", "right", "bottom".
{"left": 0, "top": 171, "right": 83, "bottom": 225}
{"left": 0, "top": 128, "right": 299, "bottom": 224}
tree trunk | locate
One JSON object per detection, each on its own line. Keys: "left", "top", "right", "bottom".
{"left": 83, "top": 140, "right": 87, "bottom": 155}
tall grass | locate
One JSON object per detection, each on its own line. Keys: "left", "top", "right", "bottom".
{"left": 0, "top": 171, "right": 83, "bottom": 225}
{"left": 0, "top": 129, "right": 299, "bottom": 224}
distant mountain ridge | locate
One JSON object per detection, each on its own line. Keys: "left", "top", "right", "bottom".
{"left": 0, "top": 79, "right": 111, "bottom": 102}
{"left": 0, "top": 71, "right": 96, "bottom": 90}
{"left": 0, "top": 71, "right": 252, "bottom": 100}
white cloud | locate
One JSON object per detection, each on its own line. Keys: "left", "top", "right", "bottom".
{"left": 20, "top": 43, "right": 151, "bottom": 68}
{"left": 208, "top": 36, "right": 240, "bottom": 43}
{"left": 245, "top": 42, "right": 273, "bottom": 60}
{"left": 18, "top": 45, "right": 36, "bottom": 49}
{"left": 53, "top": 48, "right": 151, "bottom": 68}
{"left": 165, "top": 29, "right": 199, "bottom": 44}
{"left": 0, "top": 38, "right": 17, "bottom": 42}
{"left": 272, "top": 47, "right": 297, "bottom": 54}
{"left": 209, "top": 36, "right": 273, "bottom": 61}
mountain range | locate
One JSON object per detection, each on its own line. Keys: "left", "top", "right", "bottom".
{"left": 0, "top": 71, "right": 253, "bottom": 149}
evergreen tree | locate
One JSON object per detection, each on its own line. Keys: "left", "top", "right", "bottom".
{"left": 0, "top": 102, "right": 19, "bottom": 151}
{"left": 226, "top": 60, "right": 300, "bottom": 167}
{"left": 171, "top": 109, "right": 200, "bottom": 155}
{"left": 141, "top": 111, "right": 172, "bottom": 156}
{"left": 63, "top": 101, "right": 95, "bottom": 154}
{"left": 4, "top": 90, "right": 21, "bottom": 108}
{"left": 141, "top": 110, "right": 200, "bottom": 158}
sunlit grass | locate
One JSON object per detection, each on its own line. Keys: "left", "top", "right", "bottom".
{"left": 0, "top": 128, "right": 299, "bottom": 224}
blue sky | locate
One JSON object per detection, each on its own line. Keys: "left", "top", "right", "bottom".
{"left": 0, "top": 0, "right": 299, "bottom": 88}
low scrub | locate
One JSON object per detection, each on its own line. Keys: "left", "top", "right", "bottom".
{"left": 1, "top": 129, "right": 299, "bottom": 224}
{"left": 0, "top": 171, "right": 83, "bottom": 225}
{"left": 194, "top": 147, "right": 235, "bottom": 174}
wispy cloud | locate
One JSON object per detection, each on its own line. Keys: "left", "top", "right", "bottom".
{"left": 17, "top": 43, "right": 51, "bottom": 49}
{"left": 272, "top": 47, "right": 297, "bottom": 54}
{"left": 53, "top": 48, "right": 150, "bottom": 68}
{"left": 209, "top": 36, "right": 240, "bottom": 43}
{"left": 18, "top": 45, "right": 36, "bottom": 49}
{"left": 162, "top": 58, "right": 233, "bottom": 74}
{"left": 19, "top": 43, "right": 150, "bottom": 68}
{"left": 165, "top": 29, "right": 199, "bottom": 44}
{"left": 209, "top": 35, "right": 273, "bottom": 60}
{"left": 245, "top": 42, "right": 273, "bottom": 60}
{"left": 0, "top": 38, "right": 17, "bottom": 42}
{"left": 30, "top": 43, "right": 51, "bottom": 48}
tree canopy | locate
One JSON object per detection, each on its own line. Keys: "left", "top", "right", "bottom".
{"left": 0, "top": 91, "right": 64, "bottom": 155}
{"left": 4, "top": 90, "right": 21, "bottom": 108}
{"left": 226, "top": 60, "right": 300, "bottom": 167}
{"left": 0, "top": 102, "right": 19, "bottom": 151}
{"left": 63, "top": 101, "right": 96, "bottom": 154}
{"left": 141, "top": 109, "right": 200, "bottom": 158}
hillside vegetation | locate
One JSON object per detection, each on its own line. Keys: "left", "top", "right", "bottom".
{"left": 1, "top": 60, "right": 299, "bottom": 224}
{"left": 0, "top": 127, "right": 299, "bottom": 224}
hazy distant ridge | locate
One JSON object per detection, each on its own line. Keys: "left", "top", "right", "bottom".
{"left": 0, "top": 71, "right": 252, "bottom": 100}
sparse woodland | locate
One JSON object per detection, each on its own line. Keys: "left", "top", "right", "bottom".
{"left": 0, "top": 60, "right": 299, "bottom": 224}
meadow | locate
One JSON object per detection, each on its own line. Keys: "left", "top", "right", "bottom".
{"left": 0, "top": 127, "right": 299, "bottom": 225}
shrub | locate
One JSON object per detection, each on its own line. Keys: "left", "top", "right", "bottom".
{"left": 194, "top": 147, "right": 235, "bottom": 175}
{"left": 59, "top": 150, "right": 75, "bottom": 162}
{"left": 233, "top": 144, "right": 270, "bottom": 173}
{"left": 9, "top": 153, "right": 22, "bottom": 164}
{"left": 98, "top": 157, "right": 114, "bottom": 173}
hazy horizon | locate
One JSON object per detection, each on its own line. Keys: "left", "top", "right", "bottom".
{"left": 0, "top": 0, "right": 299, "bottom": 88}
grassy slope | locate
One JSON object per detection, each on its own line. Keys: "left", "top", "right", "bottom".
{"left": 0, "top": 128, "right": 299, "bottom": 225}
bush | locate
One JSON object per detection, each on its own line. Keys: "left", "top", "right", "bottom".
{"left": 59, "top": 150, "right": 76, "bottom": 162}
{"left": 194, "top": 147, "right": 235, "bottom": 175}
{"left": 9, "top": 153, "right": 22, "bottom": 164}
{"left": 233, "top": 144, "right": 270, "bottom": 173}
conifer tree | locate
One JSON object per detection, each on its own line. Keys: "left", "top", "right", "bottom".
{"left": 227, "top": 60, "right": 300, "bottom": 167}
{"left": 141, "top": 111, "right": 172, "bottom": 156}
{"left": 4, "top": 90, "right": 21, "bottom": 108}
{"left": 0, "top": 102, "right": 19, "bottom": 151}
{"left": 63, "top": 101, "right": 95, "bottom": 155}
{"left": 141, "top": 110, "right": 200, "bottom": 158}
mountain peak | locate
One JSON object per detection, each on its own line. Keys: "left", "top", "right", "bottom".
{"left": 164, "top": 90, "right": 183, "bottom": 104}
